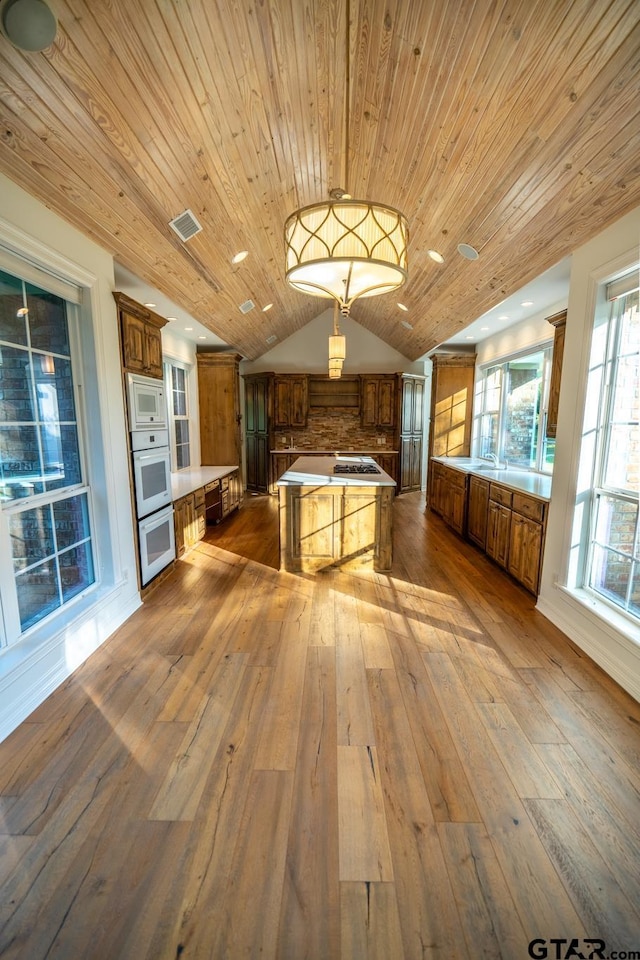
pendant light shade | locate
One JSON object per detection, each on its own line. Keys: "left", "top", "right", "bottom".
{"left": 328, "top": 333, "right": 346, "bottom": 362}
{"left": 285, "top": 200, "right": 408, "bottom": 310}
{"left": 328, "top": 358, "right": 344, "bottom": 379}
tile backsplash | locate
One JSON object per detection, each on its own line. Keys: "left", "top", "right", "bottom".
{"left": 275, "top": 408, "right": 395, "bottom": 450}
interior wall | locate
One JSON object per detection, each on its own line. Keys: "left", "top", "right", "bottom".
{"left": 0, "top": 172, "right": 141, "bottom": 742}
{"left": 475, "top": 301, "right": 567, "bottom": 366}
{"left": 241, "top": 309, "right": 425, "bottom": 375}
{"left": 537, "top": 203, "right": 640, "bottom": 702}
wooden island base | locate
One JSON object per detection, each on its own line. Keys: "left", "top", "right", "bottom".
{"left": 277, "top": 456, "right": 395, "bottom": 573}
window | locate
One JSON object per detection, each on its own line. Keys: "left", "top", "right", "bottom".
{"left": 585, "top": 278, "right": 639, "bottom": 620}
{"left": 0, "top": 268, "right": 95, "bottom": 643}
{"left": 473, "top": 347, "right": 554, "bottom": 472}
{"left": 167, "top": 362, "right": 191, "bottom": 470}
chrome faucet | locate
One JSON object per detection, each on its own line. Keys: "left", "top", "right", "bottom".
{"left": 487, "top": 452, "right": 499, "bottom": 467}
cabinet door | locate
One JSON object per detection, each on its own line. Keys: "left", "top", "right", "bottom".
{"left": 508, "top": 514, "right": 543, "bottom": 593}
{"left": 274, "top": 379, "right": 291, "bottom": 427}
{"left": 401, "top": 378, "right": 414, "bottom": 434}
{"left": 290, "top": 377, "right": 308, "bottom": 427}
{"left": 245, "top": 435, "right": 258, "bottom": 490}
{"left": 361, "top": 378, "right": 378, "bottom": 427}
{"left": 486, "top": 501, "right": 511, "bottom": 568}
{"left": 410, "top": 437, "right": 422, "bottom": 489}
{"left": 467, "top": 476, "right": 489, "bottom": 548}
{"left": 122, "top": 312, "right": 147, "bottom": 374}
{"left": 378, "top": 378, "right": 396, "bottom": 427}
{"left": 174, "top": 497, "right": 187, "bottom": 558}
{"left": 198, "top": 354, "right": 242, "bottom": 466}
{"left": 144, "top": 325, "right": 163, "bottom": 378}
{"left": 412, "top": 379, "right": 424, "bottom": 433}
{"left": 429, "top": 462, "right": 444, "bottom": 514}
{"left": 449, "top": 481, "right": 466, "bottom": 535}
{"left": 400, "top": 437, "right": 413, "bottom": 491}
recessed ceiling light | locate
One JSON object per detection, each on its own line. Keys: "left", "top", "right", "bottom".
{"left": 521, "top": 300, "right": 534, "bottom": 306}
{"left": 198, "top": 336, "right": 207, "bottom": 340}
{"left": 498, "top": 315, "right": 510, "bottom": 321}
{"left": 144, "top": 302, "right": 156, "bottom": 308}
{"left": 400, "top": 319, "right": 413, "bottom": 330}
{"left": 457, "top": 243, "right": 479, "bottom": 260}
{"left": 480, "top": 326, "right": 489, "bottom": 331}
{"left": 428, "top": 250, "right": 445, "bottom": 264}
{"left": 465, "top": 336, "right": 474, "bottom": 340}
{"left": 184, "top": 326, "right": 193, "bottom": 331}
{"left": 397, "top": 302, "right": 409, "bottom": 311}
{"left": 167, "top": 316, "right": 178, "bottom": 322}
{"left": 262, "top": 303, "right": 273, "bottom": 312}
{"left": 232, "top": 250, "right": 249, "bottom": 264}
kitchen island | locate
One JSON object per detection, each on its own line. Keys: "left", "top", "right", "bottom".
{"left": 277, "top": 455, "right": 396, "bottom": 573}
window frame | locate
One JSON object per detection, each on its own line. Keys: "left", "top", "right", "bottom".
{"left": 583, "top": 285, "right": 639, "bottom": 621}
{"left": 472, "top": 342, "right": 555, "bottom": 473}
{"left": 0, "top": 277, "right": 97, "bottom": 647}
{"left": 165, "top": 359, "right": 192, "bottom": 472}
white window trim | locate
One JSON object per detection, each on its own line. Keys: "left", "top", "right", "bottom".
{"left": 164, "top": 358, "right": 194, "bottom": 472}
{"left": 472, "top": 340, "right": 554, "bottom": 473}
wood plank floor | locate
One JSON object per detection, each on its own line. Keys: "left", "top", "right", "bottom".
{"left": 1, "top": 492, "right": 639, "bottom": 959}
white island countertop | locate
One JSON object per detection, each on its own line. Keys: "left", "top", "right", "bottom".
{"left": 432, "top": 456, "right": 552, "bottom": 500}
{"left": 277, "top": 455, "right": 396, "bottom": 487}
{"left": 171, "top": 465, "right": 238, "bottom": 501}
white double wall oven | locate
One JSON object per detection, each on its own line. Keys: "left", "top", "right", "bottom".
{"left": 127, "top": 373, "right": 175, "bottom": 585}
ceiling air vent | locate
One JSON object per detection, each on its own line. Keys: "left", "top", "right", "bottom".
{"left": 265, "top": 334, "right": 277, "bottom": 344}
{"left": 239, "top": 299, "right": 255, "bottom": 314}
{"left": 168, "top": 209, "right": 203, "bottom": 242}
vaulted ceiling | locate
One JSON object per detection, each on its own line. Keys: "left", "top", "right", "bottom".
{"left": 1, "top": 0, "right": 639, "bottom": 360}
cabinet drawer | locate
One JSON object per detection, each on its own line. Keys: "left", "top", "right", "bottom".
{"left": 194, "top": 488, "right": 205, "bottom": 509}
{"left": 489, "top": 483, "right": 512, "bottom": 508}
{"left": 448, "top": 471, "right": 467, "bottom": 491}
{"left": 221, "top": 475, "right": 230, "bottom": 491}
{"left": 512, "top": 493, "right": 545, "bottom": 523}
{"left": 205, "top": 479, "right": 220, "bottom": 494}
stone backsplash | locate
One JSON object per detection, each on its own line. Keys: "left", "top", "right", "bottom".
{"left": 274, "top": 408, "right": 396, "bottom": 451}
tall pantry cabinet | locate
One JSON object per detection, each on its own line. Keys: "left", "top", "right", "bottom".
{"left": 197, "top": 352, "right": 243, "bottom": 467}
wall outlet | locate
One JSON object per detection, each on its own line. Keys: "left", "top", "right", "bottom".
{"left": 377, "top": 436, "right": 384, "bottom": 445}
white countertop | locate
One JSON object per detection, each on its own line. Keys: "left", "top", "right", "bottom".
{"left": 171, "top": 465, "right": 238, "bottom": 500}
{"left": 277, "top": 455, "right": 396, "bottom": 487}
{"left": 432, "top": 456, "right": 552, "bottom": 500}
{"left": 271, "top": 448, "right": 399, "bottom": 455}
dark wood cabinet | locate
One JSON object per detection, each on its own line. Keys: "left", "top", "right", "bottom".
{"left": 427, "top": 353, "right": 476, "bottom": 503}
{"left": 361, "top": 375, "right": 396, "bottom": 428}
{"left": 376, "top": 452, "right": 398, "bottom": 481}
{"left": 398, "top": 374, "right": 425, "bottom": 493}
{"left": 198, "top": 353, "right": 243, "bottom": 467}
{"left": 546, "top": 309, "right": 567, "bottom": 439}
{"left": 274, "top": 375, "right": 308, "bottom": 428}
{"left": 244, "top": 373, "right": 273, "bottom": 493}
{"left": 486, "top": 499, "right": 511, "bottom": 569}
{"left": 508, "top": 492, "right": 547, "bottom": 593}
{"left": 114, "top": 292, "right": 167, "bottom": 379}
{"left": 429, "top": 460, "right": 467, "bottom": 536}
{"left": 467, "top": 475, "right": 490, "bottom": 548}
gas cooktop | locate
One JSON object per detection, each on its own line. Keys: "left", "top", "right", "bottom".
{"left": 333, "top": 462, "right": 381, "bottom": 475}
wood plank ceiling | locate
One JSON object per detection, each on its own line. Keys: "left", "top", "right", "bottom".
{"left": 0, "top": 0, "right": 639, "bottom": 360}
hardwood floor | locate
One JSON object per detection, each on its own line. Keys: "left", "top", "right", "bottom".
{"left": 1, "top": 492, "right": 639, "bottom": 959}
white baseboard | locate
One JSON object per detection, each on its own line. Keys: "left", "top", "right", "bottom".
{"left": 0, "top": 583, "right": 140, "bottom": 744}
{"left": 536, "top": 587, "right": 640, "bottom": 703}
